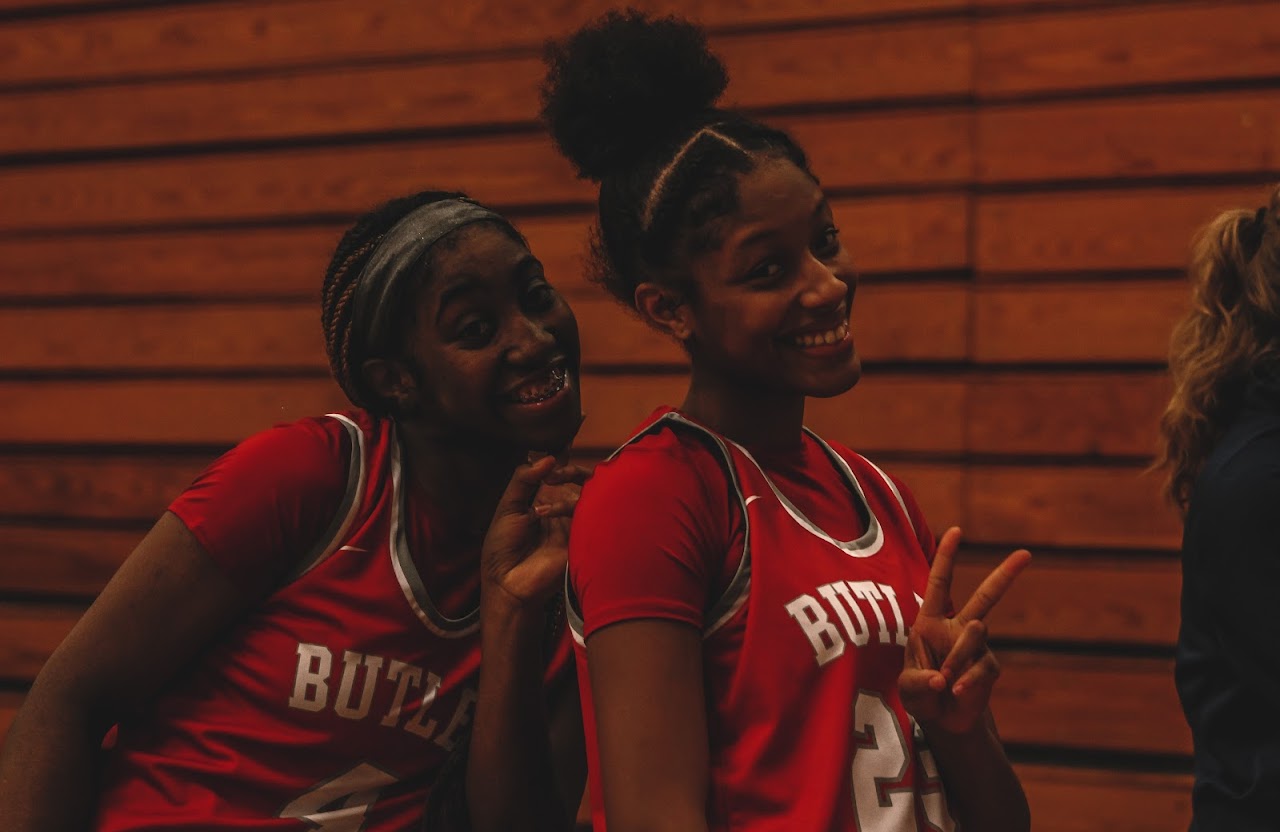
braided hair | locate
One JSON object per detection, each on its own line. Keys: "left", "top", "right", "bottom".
{"left": 320, "top": 189, "right": 524, "bottom": 415}
{"left": 540, "top": 9, "right": 817, "bottom": 309}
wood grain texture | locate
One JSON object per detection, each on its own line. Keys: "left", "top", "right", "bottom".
{"left": 0, "top": 691, "right": 22, "bottom": 749}
{"left": 952, "top": 550, "right": 1181, "bottom": 646}
{"left": 978, "top": 1, "right": 1280, "bottom": 97}
{"left": 0, "top": 283, "right": 962, "bottom": 371}
{"left": 0, "top": 604, "right": 81, "bottom": 683}
{"left": 993, "top": 651, "right": 1190, "bottom": 755}
{"left": 0, "top": 112, "right": 970, "bottom": 232}
{"left": 0, "top": 194, "right": 968, "bottom": 301}
{"left": 3, "top": 526, "right": 149, "bottom": 597}
{"left": 0, "top": 20, "right": 969, "bottom": 155}
{"left": 972, "top": 280, "right": 1187, "bottom": 362}
{"left": 1016, "top": 763, "right": 1192, "bottom": 832}
{"left": 979, "top": 91, "right": 1280, "bottom": 184}
{"left": 0, "top": 455, "right": 207, "bottom": 523}
{"left": 0, "top": 0, "right": 968, "bottom": 86}
{"left": 967, "top": 465, "right": 1180, "bottom": 550}
{"left": 967, "top": 371, "right": 1168, "bottom": 457}
{"left": 977, "top": 185, "right": 1270, "bottom": 275}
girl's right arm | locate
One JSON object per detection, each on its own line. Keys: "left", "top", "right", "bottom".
{"left": 585, "top": 619, "right": 710, "bottom": 832}
{"left": 0, "top": 419, "right": 347, "bottom": 831}
{"left": 0, "top": 512, "right": 253, "bottom": 831}
{"left": 569, "top": 438, "right": 730, "bottom": 832}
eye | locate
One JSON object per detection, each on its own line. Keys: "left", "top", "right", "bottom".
{"left": 745, "top": 258, "right": 785, "bottom": 285}
{"left": 523, "top": 280, "right": 559, "bottom": 314}
{"left": 813, "top": 225, "right": 841, "bottom": 258}
{"left": 455, "top": 318, "right": 496, "bottom": 346}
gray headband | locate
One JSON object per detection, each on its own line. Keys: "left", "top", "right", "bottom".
{"left": 350, "top": 198, "right": 509, "bottom": 363}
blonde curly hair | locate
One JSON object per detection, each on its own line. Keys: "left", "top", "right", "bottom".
{"left": 1157, "top": 185, "right": 1280, "bottom": 514}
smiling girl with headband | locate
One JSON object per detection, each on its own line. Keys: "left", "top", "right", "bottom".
{"left": 0, "top": 190, "right": 588, "bottom": 832}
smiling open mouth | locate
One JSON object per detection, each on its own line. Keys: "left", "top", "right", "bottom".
{"left": 509, "top": 366, "right": 568, "bottom": 404}
{"left": 790, "top": 322, "right": 849, "bottom": 348}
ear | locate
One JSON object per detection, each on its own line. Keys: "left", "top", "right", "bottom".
{"left": 361, "top": 357, "right": 420, "bottom": 413}
{"left": 634, "top": 282, "right": 695, "bottom": 343}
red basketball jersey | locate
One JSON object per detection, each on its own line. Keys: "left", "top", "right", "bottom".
{"left": 569, "top": 410, "right": 956, "bottom": 831}
{"left": 94, "top": 411, "right": 574, "bottom": 831}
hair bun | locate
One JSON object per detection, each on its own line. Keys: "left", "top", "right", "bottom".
{"left": 540, "top": 9, "right": 728, "bottom": 182}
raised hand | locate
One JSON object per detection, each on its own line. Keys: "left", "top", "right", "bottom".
{"left": 899, "top": 527, "right": 1031, "bottom": 734}
{"left": 480, "top": 455, "right": 591, "bottom": 610}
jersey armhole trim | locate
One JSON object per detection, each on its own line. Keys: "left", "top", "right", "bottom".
{"left": 284, "top": 413, "right": 367, "bottom": 582}
{"left": 565, "top": 412, "right": 753, "bottom": 644}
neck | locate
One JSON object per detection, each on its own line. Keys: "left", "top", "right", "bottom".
{"left": 394, "top": 418, "right": 522, "bottom": 544}
{"left": 681, "top": 368, "right": 806, "bottom": 452}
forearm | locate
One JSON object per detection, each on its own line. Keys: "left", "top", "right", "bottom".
{"left": 0, "top": 683, "right": 106, "bottom": 831}
{"left": 924, "top": 712, "right": 1029, "bottom": 832}
{"left": 467, "top": 595, "right": 565, "bottom": 832}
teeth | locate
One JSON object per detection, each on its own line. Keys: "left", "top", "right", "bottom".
{"left": 512, "top": 366, "right": 566, "bottom": 404}
{"left": 791, "top": 323, "right": 849, "bottom": 348}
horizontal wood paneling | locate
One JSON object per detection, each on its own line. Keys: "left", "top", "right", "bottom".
{"left": 993, "top": 652, "right": 1189, "bottom": 755}
{"left": 1017, "top": 763, "right": 1192, "bottom": 832}
{"left": 0, "top": 604, "right": 80, "bottom": 683}
{"left": 2, "top": 0, "right": 1245, "bottom": 813}
{"left": 978, "top": 1, "right": 1280, "bottom": 97}
{"left": 807, "top": 375, "right": 968, "bottom": 453}
{"left": 979, "top": 91, "right": 1280, "bottom": 184}
{"left": 973, "top": 280, "right": 1186, "bottom": 362}
{"left": 968, "top": 465, "right": 1179, "bottom": 550}
{"left": 952, "top": 550, "right": 1181, "bottom": 646}
{"left": 0, "top": 112, "right": 970, "bottom": 232}
{"left": 0, "top": 456, "right": 206, "bottom": 523}
{"left": 977, "top": 186, "right": 1268, "bottom": 275}
{"left": 3, "top": 526, "right": 139, "bottom": 597}
{"left": 0, "top": 375, "right": 973, "bottom": 454}
{"left": 0, "top": 20, "right": 970, "bottom": 155}
{"left": 0, "top": 691, "right": 21, "bottom": 748}
{"left": 967, "top": 372, "right": 1167, "bottom": 457}
{"left": 0, "top": 0, "right": 968, "bottom": 86}
{"left": 0, "top": 194, "right": 969, "bottom": 300}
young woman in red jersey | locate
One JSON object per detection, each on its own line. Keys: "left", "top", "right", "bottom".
{"left": 541, "top": 13, "right": 1031, "bottom": 831}
{"left": 0, "top": 191, "right": 587, "bottom": 832}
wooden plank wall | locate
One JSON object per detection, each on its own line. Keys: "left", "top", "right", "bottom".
{"left": 3, "top": 0, "right": 1280, "bottom": 826}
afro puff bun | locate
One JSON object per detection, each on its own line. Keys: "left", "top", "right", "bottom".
{"left": 540, "top": 9, "right": 728, "bottom": 182}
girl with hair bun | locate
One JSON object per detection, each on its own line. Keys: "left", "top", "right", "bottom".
{"left": 1159, "top": 185, "right": 1280, "bottom": 830}
{"left": 0, "top": 190, "right": 588, "bottom": 832}
{"left": 544, "top": 11, "right": 1031, "bottom": 831}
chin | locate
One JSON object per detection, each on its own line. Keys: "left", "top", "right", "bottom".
{"left": 514, "top": 407, "right": 584, "bottom": 455}
{"left": 803, "top": 361, "right": 862, "bottom": 399}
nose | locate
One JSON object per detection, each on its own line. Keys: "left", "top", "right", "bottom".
{"left": 798, "top": 254, "right": 853, "bottom": 311}
{"left": 504, "top": 314, "right": 557, "bottom": 366}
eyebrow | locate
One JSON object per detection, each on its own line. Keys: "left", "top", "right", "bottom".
{"left": 731, "top": 196, "right": 832, "bottom": 251}
{"left": 434, "top": 277, "right": 483, "bottom": 324}
{"left": 433, "top": 255, "right": 545, "bottom": 323}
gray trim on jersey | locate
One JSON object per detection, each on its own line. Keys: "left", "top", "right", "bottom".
{"left": 285, "top": 413, "right": 368, "bottom": 582}
{"left": 728, "top": 426, "right": 886, "bottom": 558}
{"left": 854, "top": 453, "right": 913, "bottom": 527}
{"left": 389, "top": 426, "right": 481, "bottom": 638}
{"left": 565, "top": 412, "right": 753, "bottom": 644}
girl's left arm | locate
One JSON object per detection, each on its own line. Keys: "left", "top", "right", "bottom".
{"left": 465, "top": 458, "right": 588, "bottom": 832}
{"left": 900, "top": 527, "right": 1032, "bottom": 832}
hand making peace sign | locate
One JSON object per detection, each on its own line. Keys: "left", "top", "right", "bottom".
{"left": 899, "top": 527, "right": 1031, "bottom": 735}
